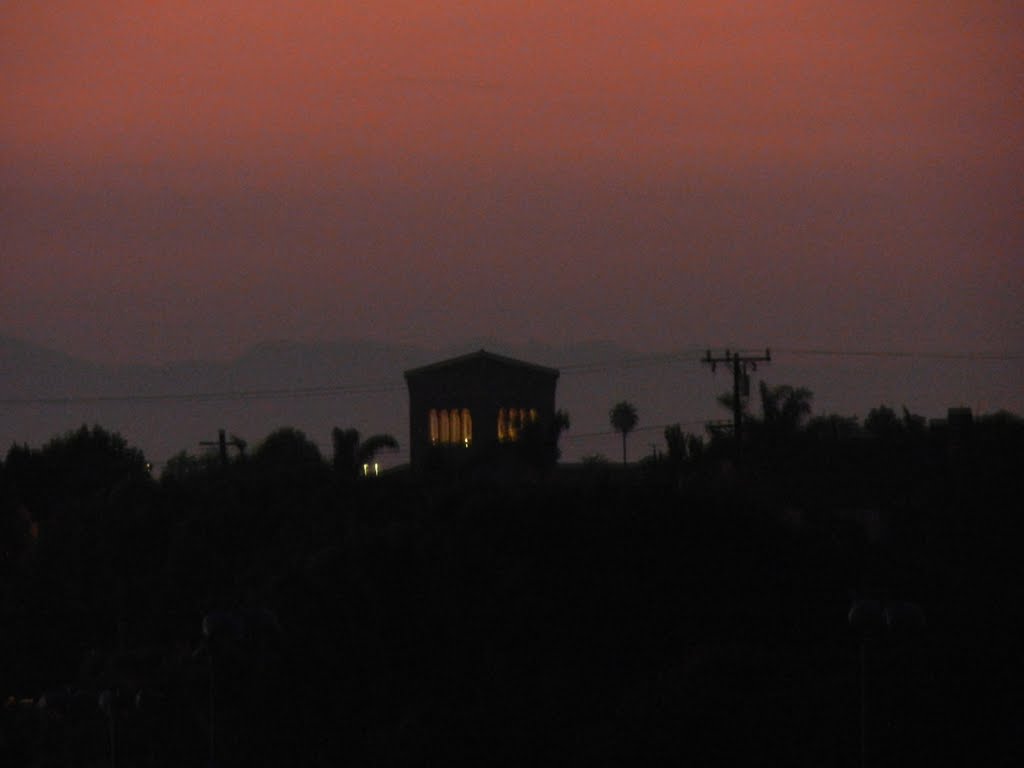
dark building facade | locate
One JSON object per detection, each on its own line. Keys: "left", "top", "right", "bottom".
{"left": 404, "top": 350, "right": 560, "bottom": 469}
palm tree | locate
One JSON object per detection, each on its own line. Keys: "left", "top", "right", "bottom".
{"left": 609, "top": 401, "right": 638, "bottom": 465}
{"left": 331, "top": 427, "right": 399, "bottom": 479}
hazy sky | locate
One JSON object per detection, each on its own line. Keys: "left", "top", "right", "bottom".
{"left": 3, "top": 1, "right": 1022, "bottom": 364}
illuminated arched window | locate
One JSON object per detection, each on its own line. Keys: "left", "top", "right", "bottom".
{"left": 461, "top": 409, "right": 473, "bottom": 446}
{"left": 429, "top": 409, "right": 439, "bottom": 445}
{"left": 450, "top": 409, "right": 461, "bottom": 445}
{"left": 497, "top": 408, "right": 507, "bottom": 441}
{"left": 529, "top": 408, "right": 538, "bottom": 423}
{"left": 508, "top": 408, "right": 519, "bottom": 441}
{"left": 439, "top": 409, "right": 450, "bottom": 444}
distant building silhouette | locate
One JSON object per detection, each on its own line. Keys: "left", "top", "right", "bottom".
{"left": 929, "top": 406, "right": 974, "bottom": 437}
{"left": 404, "top": 350, "right": 559, "bottom": 470}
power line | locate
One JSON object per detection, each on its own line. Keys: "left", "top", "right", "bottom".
{"left": 559, "top": 347, "right": 1022, "bottom": 375}
{"left": 199, "top": 429, "right": 247, "bottom": 465}
{"left": 702, "top": 348, "right": 772, "bottom": 447}
{"left": 774, "top": 347, "right": 1023, "bottom": 361}
{"left": 0, "top": 380, "right": 405, "bottom": 407}
{"left": 563, "top": 421, "right": 706, "bottom": 441}
{"left": 560, "top": 352, "right": 704, "bottom": 374}
{"left": 2, "top": 347, "right": 1019, "bottom": 408}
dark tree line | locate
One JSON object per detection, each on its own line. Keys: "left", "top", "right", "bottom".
{"left": 1, "top": 403, "right": 1022, "bottom": 766}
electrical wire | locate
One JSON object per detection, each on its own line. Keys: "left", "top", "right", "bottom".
{"left": 563, "top": 421, "right": 707, "bottom": 441}
{"left": 773, "top": 348, "right": 1023, "bottom": 361}
{"left": 1, "top": 347, "right": 1019, "bottom": 407}
{"left": 0, "top": 381, "right": 405, "bottom": 407}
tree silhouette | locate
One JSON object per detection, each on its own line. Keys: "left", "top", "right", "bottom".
{"left": 609, "top": 401, "right": 638, "bottom": 465}
{"left": 243, "top": 428, "right": 329, "bottom": 497}
{"left": 254, "top": 427, "right": 324, "bottom": 469}
{"left": 331, "top": 427, "right": 399, "bottom": 479}
{"left": 518, "top": 408, "right": 571, "bottom": 471}
{"left": 664, "top": 424, "right": 686, "bottom": 465}
{"left": 758, "top": 382, "right": 814, "bottom": 434}
{"left": 901, "top": 406, "right": 927, "bottom": 435}
{"left": 865, "top": 405, "right": 902, "bottom": 440}
{"left": 806, "top": 413, "right": 859, "bottom": 441}
{"left": 39, "top": 424, "right": 151, "bottom": 495}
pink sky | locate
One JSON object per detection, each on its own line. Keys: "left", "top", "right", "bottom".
{"left": 2, "top": 1, "right": 1021, "bottom": 363}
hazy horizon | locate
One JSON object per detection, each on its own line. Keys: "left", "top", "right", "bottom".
{"left": 3, "top": 2, "right": 1021, "bottom": 369}
{"left": 3, "top": 332, "right": 1021, "bottom": 472}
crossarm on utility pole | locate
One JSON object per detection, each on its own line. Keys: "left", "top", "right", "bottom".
{"left": 701, "top": 348, "right": 771, "bottom": 446}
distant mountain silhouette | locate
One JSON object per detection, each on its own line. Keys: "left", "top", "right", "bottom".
{"left": 0, "top": 334, "right": 106, "bottom": 394}
{"left": 0, "top": 336, "right": 646, "bottom": 469}
{"left": 2, "top": 334, "right": 1020, "bottom": 470}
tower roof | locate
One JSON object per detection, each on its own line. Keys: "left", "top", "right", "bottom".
{"left": 404, "top": 349, "right": 559, "bottom": 379}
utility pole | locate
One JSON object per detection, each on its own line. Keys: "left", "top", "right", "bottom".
{"left": 200, "top": 429, "right": 247, "bottom": 466}
{"left": 702, "top": 348, "right": 771, "bottom": 446}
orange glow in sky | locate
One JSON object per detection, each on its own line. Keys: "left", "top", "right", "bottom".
{"left": 2, "top": 1, "right": 1021, "bottom": 362}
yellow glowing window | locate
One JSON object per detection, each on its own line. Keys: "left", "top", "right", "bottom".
{"left": 429, "top": 410, "right": 439, "bottom": 445}
{"left": 496, "top": 407, "right": 539, "bottom": 442}
{"left": 439, "top": 410, "right": 450, "bottom": 444}
{"left": 431, "top": 408, "right": 473, "bottom": 446}
{"left": 450, "top": 409, "right": 462, "bottom": 444}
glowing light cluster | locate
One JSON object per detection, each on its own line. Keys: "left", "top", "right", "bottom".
{"left": 498, "top": 408, "right": 538, "bottom": 442}
{"left": 429, "top": 408, "right": 473, "bottom": 447}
